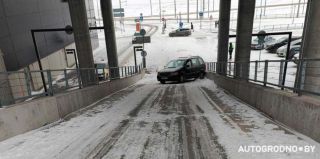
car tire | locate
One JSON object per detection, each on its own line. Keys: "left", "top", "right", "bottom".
{"left": 160, "top": 80, "right": 166, "bottom": 84}
{"left": 199, "top": 72, "right": 205, "bottom": 79}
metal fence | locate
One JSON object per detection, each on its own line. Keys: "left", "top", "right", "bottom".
{"left": 206, "top": 59, "right": 320, "bottom": 96}
{"left": 0, "top": 64, "right": 143, "bottom": 106}
{"left": 255, "top": 23, "right": 304, "bottom": 32}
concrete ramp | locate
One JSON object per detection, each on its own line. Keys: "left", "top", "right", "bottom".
{"left": 0, "top": 73, "right": 319, "bottom": 159}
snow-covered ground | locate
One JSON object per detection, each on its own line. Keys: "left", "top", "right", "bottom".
{"left": 0, "top": 73, "right": 319, "bottom": 159}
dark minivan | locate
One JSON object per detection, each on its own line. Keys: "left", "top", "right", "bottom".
{"left": 157, "top": 56, "right": 206, "bottom": 84}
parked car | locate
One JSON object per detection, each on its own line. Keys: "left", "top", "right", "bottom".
{"left": 265, "top": 36, "right": 301, "bottom": 53}
{"left": 157, "top": 56, "right": 206, "bottom": 84}
{"left": 288, "top": 46, "right": 300, "bottom": 59}
{"left": 251, "top": 36, "right": 276, "bottom": 50}
{"left": 276, "top": 39, "right": 301, "bottom": 57}
{"left": 293, "top": 53, "right": 300, "bottom": 64}
{"left": 169, "top": 28, "right": 192, "bottom": 37}
{"left": 94, "top": 63, "right": 109, "bottom": 81}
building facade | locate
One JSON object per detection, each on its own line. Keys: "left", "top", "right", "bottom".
{"left": 0, "top": 0, "right": 98, "bottom": 71}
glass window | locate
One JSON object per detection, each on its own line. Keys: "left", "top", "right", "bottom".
{"left": 186, "top": 60, "right": 192, "bottom": 67}
{"left": 198, "top": 58, "right": 204, "bottom": 64}
{"left": 191, "top": 58, "right": 200, "bottom": 66}
{"left": 166, "top": 59, "right": 186, "bottom": 68}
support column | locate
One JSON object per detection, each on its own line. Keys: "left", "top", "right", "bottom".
{"left": 101, "top": 0, "right": 120, "bottom": 79}
{"left": 235, "top": 0, "right": 256, "bottom": 79}
{"left": 68, "top": 0, "right": 95, "bottom": 86}
{"left": 217, "top": 0, "right": 231, "bottom": 75}
{"left": 0, "top": 49, "right": 14, "bottom": 107}
{"left": 300, "top": 0, "right": 320, "bottom": 93}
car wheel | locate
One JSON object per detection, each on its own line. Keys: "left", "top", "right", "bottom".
{"left": 160, "top": 80, "right": 166, "bottom": 84}
{"left": 179, "top": 75, "right": 185, "bottom": 83}
{"left": 199, "top": 72, "right": 205, "bottom": 79}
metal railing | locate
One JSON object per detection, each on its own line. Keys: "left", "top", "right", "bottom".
{"left": 0, "top": 64, "right": 143, "bottom": 107}
{"left": 254, "top": 23, "right": 304, "bottom": 32}
{"left": 206, "top": 59, "right": 320, "bottom": 96}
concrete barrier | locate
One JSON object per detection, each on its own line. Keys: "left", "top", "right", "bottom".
{"left": 207, "top": 73, "right": 320, "bottom": 142}
{"left": 56, "top": 73, "right": 144, "bottom": 118}
{"left": 0, "top": 72, "right": 144, "bottom": 141}
{"left": 0, "top": 97, "right": 59, "bottom": 140}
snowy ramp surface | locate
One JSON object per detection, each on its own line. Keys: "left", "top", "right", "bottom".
{"left": 0, "top": 73, "right": 319, "bottom": 159}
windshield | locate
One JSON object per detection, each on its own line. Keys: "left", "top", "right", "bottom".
{"left": 166, "top": 59, "right": 186, "bottom": 68}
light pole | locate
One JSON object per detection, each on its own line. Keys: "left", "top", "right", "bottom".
{"left": 150, "top": 0, "right": 153, "bottom": 15}
{"left": 159, "top": 0, "right": 161, "bottom": 21}
{"left": 297, "top": 0, "right": 302, "bottom": 18}
{"left": 174, "top": 0, "right": 177, "bottom": 18}
{"left": 208, "top": 0, "right": 210, "bottom": 17}
{"left": 162, "top": 10, "right": 166, "bottom": 19}
{"left": 197, "top": 0, "right": 199, "bottom": 19}
{"left": 264, "top": 0, "right": 267, "bottom": 16}
{"left": 212, "top": 0, "right": 214, "bottom": 12}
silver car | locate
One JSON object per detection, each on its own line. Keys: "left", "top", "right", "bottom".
{"left": 169, "top": 28, "right": 192, "bottom": 37}
{"left": 276, "top": 39, "right": 301, "bottom": 57}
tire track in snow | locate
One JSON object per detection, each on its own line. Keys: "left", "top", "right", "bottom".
{"left": 87, "top": 87, "right": 160, "bottom": 158}
{"left": 199, "top": 87, "right": 255, "bottom": 134}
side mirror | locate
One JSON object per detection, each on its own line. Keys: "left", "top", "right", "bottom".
{"left": 185, "top": 64, "right": 191, "bottom": 68}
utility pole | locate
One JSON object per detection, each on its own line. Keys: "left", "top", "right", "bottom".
{"left": 302, "top": 0, "right": 306, "bottom": 14}
{"left": 297, "top": 0, "right": 302, "bottom": 18}
{"left": 203, "top": 0, "right": 205, "bottom": 13}
{"left": 174, "top": 0, "right": 177, "bottom": 18}
{"left": 264, "top": 0, "right": 267, "bottom": 16}
{"left": 212, "top": 0, "right": 214, "bottom": 11}
{"left": 187, "top": 0, "right": 190, "bottom": 23}
{"left": 208, "top": 0, "right": 210, "bottom": 17}
{"left": 150, "top": 0, "right": 153, "bottom": 15}
{"left": 159, "top": 0, "right": 162, "bottom": 21}
{"left": 119, "top": 0, "right": 123, "bottom": 33}
{"left": 197, "top": 0, "right": 199, "bottom": 19}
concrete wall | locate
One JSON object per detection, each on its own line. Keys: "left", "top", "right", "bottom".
{"left": 0, "top": 72, "right": 144, "bottom": 142}
{"left": 207, "top": 73, "right": 320, "bottom": 142}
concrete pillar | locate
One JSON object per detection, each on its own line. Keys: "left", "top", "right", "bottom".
{"left": 301, "top": 0, "right": 320, "bottom": 93}
{"left": 68, "top": 0, "right": 96, "bottom": 87}
{"left": 0, "top": 49, "right": 14, "bottom": 107}
{"left": 100, "top": 0, "right": 120, "bottom": 79}
{"left": 235, "top": 0, "right": 256, "bottom": 79}
{"left": 217, "top": 0, "right": 231, "bottom": 74}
